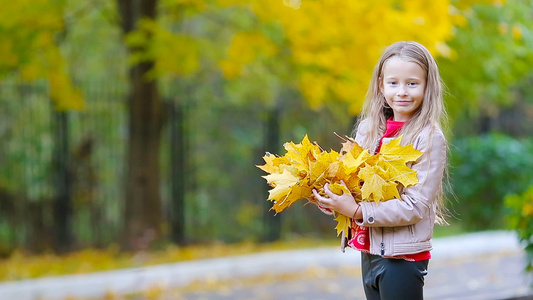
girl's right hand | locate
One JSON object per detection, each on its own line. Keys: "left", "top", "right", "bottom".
{"left": 307, "top": 194, "right": 334, "bottom": 215}
{"left": 313, "top": 182, "right": 360, "bottom": 218}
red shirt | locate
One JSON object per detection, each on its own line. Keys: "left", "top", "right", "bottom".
{"left": 348, "top": 118, "right": 431, "bottom": 261}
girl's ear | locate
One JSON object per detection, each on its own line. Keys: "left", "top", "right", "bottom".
{"left": 378, "top": 77, "right": 384, "bottom": 94}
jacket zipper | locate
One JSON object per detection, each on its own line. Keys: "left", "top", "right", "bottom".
{"left": 380, "top": 228, "right": 385, "bottom": 255}
{"left": 408, "top": 224, "right": 415, "bottom": 236}
{"left": 371, "top": 139, "right": 385, "bottom": 256}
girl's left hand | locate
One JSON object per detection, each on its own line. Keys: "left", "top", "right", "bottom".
{"left": 312, "top": 181, "right": 358, "bottom": 217}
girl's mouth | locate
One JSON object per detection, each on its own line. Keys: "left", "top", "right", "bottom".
{"left": 394, "top": 100, "right": 412, "bottom": 105}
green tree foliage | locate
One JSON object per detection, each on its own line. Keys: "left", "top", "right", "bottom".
{"left": 449, "top": 133, "right": 533, "bottom": 230}
{"left": 440, "top": 0, "right": 533, "bottom": 120}
{"left": 60, "top": 1, "right": 126, "bottom": 84}
{"left": 0, "top": 0, "right": 83, "bottom": 110}
{"left": 505, "top": 186, "right": 533, "bottom": 271}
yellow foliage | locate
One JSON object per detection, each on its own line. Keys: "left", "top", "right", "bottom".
{"left": 219, "top": 59, "right": 242, "bottom": 79}
{"left": 0, "top": 0, "right": 83, "bottom": 111}
{"left": 219, "top": 0, "right": 491, "bottom": 114}
{"left": 258, "top": 134, "right": 423, "bottom": 236}
{"left": 0, "top": 239, "right": 337, "bottom": 282}
{"left": 523, "top": 202, "right": 533, "bottom": 217}
{"left": 44, "top": 46, "right": 85, "bottom": 111}
{"left": 144, "top": 285, "right": 165, "bottom": 300}
{"left": 220, "top": 31, "right": 279, "bottom": 78}
{"left": 283, "top": 0, "right": 302, "bottom": 9}
{"left": 103, "top": 290, "right": 119, "bottom": 300}
{"left": 125, "top": 19, "right": 200, "bottom": 81}
{"left": 334, "top": 213, "right": 351, "bottom": 237}
{"left": 512, "top": 25, "right": 523, "bottom": 40}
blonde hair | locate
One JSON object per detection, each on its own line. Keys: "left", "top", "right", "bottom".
{"left": 354, "top": 41, "right": 449, "bottom": 223}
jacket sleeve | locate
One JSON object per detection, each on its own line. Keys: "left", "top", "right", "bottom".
{"left": 355, "top": 127, "right": 447, "bottom": 227}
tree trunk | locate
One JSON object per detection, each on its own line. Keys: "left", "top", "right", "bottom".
{"left": 117, "top": 0, "right": 163, "bottom": 251}
{"left": 169, "top": 102, "right": 186, "bottom": 244}
{"left": 262, "top": 105, "right": 282, "bottom": 242}
{"left": 52, "top": 110, "right": 73, "bottom": 253}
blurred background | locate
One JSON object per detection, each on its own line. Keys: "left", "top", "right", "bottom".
{"left": 0, "top": 0, "right": 532, "bottom": 278}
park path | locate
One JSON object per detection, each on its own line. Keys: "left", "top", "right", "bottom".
{"left": 0, "top": 231, "right": 531, "bottom": 300}
{"left": 171, "top": 249, "right": 529, "bottom": 300}
{"left": 166, "top": 232, "right": 532, "bottom": 300}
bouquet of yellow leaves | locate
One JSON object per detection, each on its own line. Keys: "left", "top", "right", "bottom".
{"left": 257, "top": 134, "right": 423, "bottom": 237}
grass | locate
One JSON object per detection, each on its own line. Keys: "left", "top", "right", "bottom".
{"left": 434, "top": 222, "right": 466, "bottom": 238}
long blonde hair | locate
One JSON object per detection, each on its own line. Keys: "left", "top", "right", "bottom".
{"left": 354, "top": 41, "right": 449, "bottom": 223}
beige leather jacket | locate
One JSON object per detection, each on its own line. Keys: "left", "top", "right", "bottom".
{"left": 349, "top": 120, "right": 447, "bottom": 257}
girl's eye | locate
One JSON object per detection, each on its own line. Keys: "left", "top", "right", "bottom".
{"left": 408, "top": 82, "right": 418, "bottom": 86}
{"left": 388, "top": 81, "right": 397, "bottom": 86}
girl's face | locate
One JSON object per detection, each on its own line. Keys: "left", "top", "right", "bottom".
{"left": 380, "top": 58, "right": 426, "bottom": 122}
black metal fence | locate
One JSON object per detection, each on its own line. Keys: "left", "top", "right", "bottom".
{"left": 0, "top": 81, "right": 353, "bottom": 253}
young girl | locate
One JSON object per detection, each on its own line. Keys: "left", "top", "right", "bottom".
{"left": 312, "top": 41, "right": 448, "bottom": 300}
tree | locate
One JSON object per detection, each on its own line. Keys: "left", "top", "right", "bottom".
{"left": 218, "top": 0, "right": 479, "bottom": 114}
{"left": 0, "top": 0, "right": 83, "bottom": 110}
{"left": 116, "top": 0, "right": 165, "bottom": 250}
{"left": 0, "top": 0, "right": 88, "bottom": 252}
{"left": 439, "top": 0, "right": 533, "bottom": 132}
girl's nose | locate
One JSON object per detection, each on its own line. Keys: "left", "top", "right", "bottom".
{"left": 397, "top": 85, "right": 408, "bottom": 96}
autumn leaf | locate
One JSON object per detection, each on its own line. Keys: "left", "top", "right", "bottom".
{"left": 328, "top": 182, "right": 351, "bottom": 196}
{"left": 309, "top": 150, "right": 339, "bottom": 182}
{"left": 258, "top": 134, "right": 423, "bottom": 237}
{"left": 342, "top": 174, "right": 363, "bottom": 198}
{"left": 379, "top": 157, "right": 419, "bottom": 187}
{"left": 380, "top": 135, "right": 423, "bottom": 163}
{"left": 271, "top": 183, "right": 313, "bottom": 213}
{"left": 263, "top": 169, "right": 299, "bottom": 202}
{"left": 359, "top": 164, "right": 388, "bottom": 202}
{"left": 256, "top": 152, "right": 278, "bottom": 173}
{"left": 258, "top": 135, "right": 328, "bottom": 213}
{"left": 343, "top": 148, "right": 371, "bottom": 173}
{"left": 334, "top": 213, "right": 351, "bottom": 237}
{"left": 338, "top": 136, "right": 357, "bottom": 157}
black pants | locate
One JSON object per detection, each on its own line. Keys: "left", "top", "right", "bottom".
{"left": 361, "top": 252, "right": 429, "bottom": 300}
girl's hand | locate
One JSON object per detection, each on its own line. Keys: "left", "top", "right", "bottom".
{"left": 312, "top": 181, "right": 359, "bottom": 218}
{"left": 307, "top": 194, "right": 334, "bottom": 216}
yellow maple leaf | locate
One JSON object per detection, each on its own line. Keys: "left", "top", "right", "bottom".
{"left": 379, "top": 157, "right": 419, "bottom": 187}
{"left": 359, "top": 164, "right": 390, "bottom": 202}
{"left": 272, "top": 183, "right": 313, "bottom": 213}
{"left": 263, "top": 169, "right": 299, "bottom": 202}
{"left": 328, "top": 182, "right": 351, "bottom": 196}
{"left": 256, "top": 152, "right": 278, "bottom": 173}
{"left": 382, "top": 180, "right": 402, "bottom": 201}
{"left": 339, "top": 137, "right": 357, "bottom": 157}
{"left": 380, "top": 135, "right": 423, "bottom": 163}
{"left": 258, "top": 134, "right": 423, "bottom": 238}
{"left": 258, "top": 135, "right": 329, "bottom": 213}
{"left": 334, "top": 213, "right": 351, "bottom": 237}
{"left": 343, "top": 148, "right": 372, "bottom": 172}
{"left": 326, "top": 160, "right": 341, "bottom": 179}
{"left": 343, "top": 173, "right": 363, "bottom": 198}
{"left": 257, "top": 152, "right": 292, "bottom": 174}
{"left": 284, "top": 135, "right": 320, "bottom": 162}
{"left": 309, "top": 150, "right": 339, "bottom": 182}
